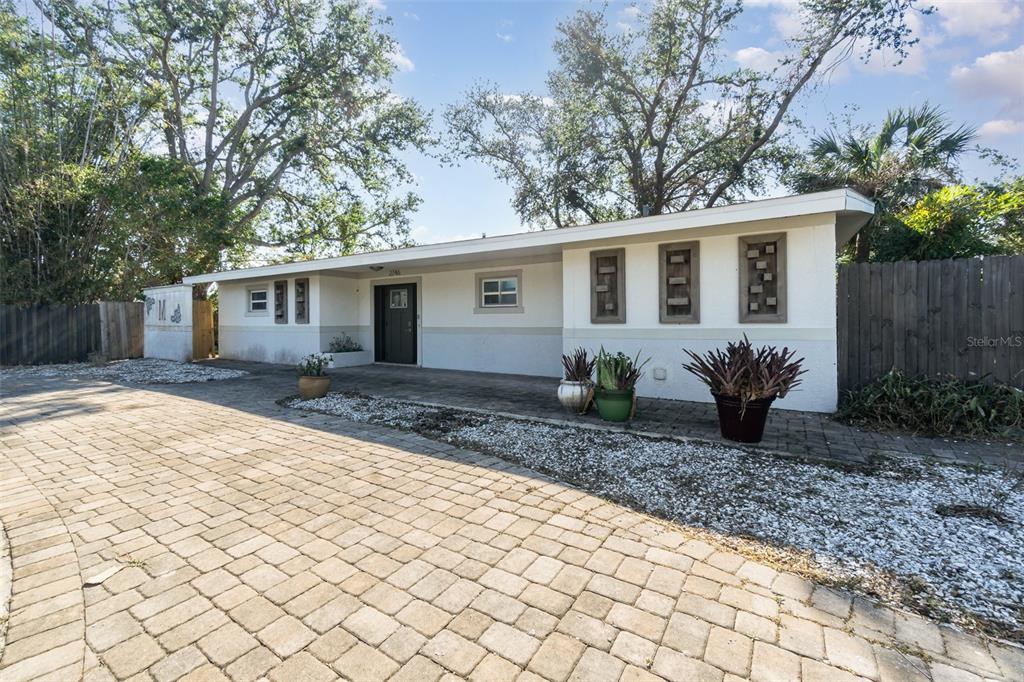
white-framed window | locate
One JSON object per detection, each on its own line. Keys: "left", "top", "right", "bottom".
{"left": 247, "top": 287, "right": 269, "bottom": 315}
{"left": 481, "top": 277, "right": 518, "bottom": 307}
{"left": 474, "top": 270, "right": 524, "bottom": 314}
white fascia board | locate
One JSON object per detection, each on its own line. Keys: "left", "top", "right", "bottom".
{"left": 183, "top": 189, "right": 872, "bottom": 284}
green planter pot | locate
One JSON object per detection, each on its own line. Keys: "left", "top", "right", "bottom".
{"left": 595, "top": 388, "right": 635, "bottom": 422}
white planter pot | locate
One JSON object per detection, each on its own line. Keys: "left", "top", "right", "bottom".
{"left": 557, "top": 380, "right": 593, "bottom": 414}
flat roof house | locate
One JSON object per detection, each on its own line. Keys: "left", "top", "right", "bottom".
{"left": 145, "top": 189, "right": 874, "bottom": 413}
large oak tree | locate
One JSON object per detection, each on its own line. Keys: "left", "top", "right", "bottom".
{"left": 35, "top": 0, "right": 430, "bottom": 256}
{"left": 447, "top": 0, "right": 925, "bottom": 228}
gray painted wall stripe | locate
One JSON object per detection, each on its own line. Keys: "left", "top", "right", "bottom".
{"left": 564, "top": 327, "right": 836, "bottom": 341}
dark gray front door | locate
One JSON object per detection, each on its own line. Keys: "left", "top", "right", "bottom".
{"left": 375, "top": 284, "right": 417, "bottom": 364}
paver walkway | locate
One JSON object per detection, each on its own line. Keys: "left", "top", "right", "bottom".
{"left": 228, "top": 360, "right": 1021, "bottom": 469}
{"left": 1, "top": 370, "right": 1021, "bottom": 682}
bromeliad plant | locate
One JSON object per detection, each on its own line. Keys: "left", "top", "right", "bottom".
{"left": 562, "top": 347, "right": 596, "bottom": 383}
{"left": 682, "top": 336, "right": 806, "bottom": 411}
{"left": 683, "top": 336, "right": 805, "bottom": 443}
{"left": 596, "top": 348, "right": 650, "bottom": 391}
{"left": 593, "top": 348, "right": 650, "bottom": 422}
{"left": 558, "top": 347, "right": 597, "bottom": 414}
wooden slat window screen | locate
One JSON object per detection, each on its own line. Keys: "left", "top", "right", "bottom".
{"left": 659, "top": 242, "right": 699, "bottom": 323}
{"left": 591, "top": 249, "right": 626, "bottom": 323}
{"left": 738, "top": 233, "right": 787, "bottom": 323}
{"left": 294, "top": 278, "right": 309, "bottom": 324}
{"left": 274, "top": 280, "right": 288, "bottom": 324}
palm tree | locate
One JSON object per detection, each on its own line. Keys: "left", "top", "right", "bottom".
{"left": 789, "top": 104, "right": 975, "bottom": 261}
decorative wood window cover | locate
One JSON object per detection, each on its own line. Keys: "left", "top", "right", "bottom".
{"left": 274, "top": 280, "right": 288, "bottom": 324}
{"left": 659, "top": 241, "right": 700, "bottom": 323}
{"left": 294, "top": 278, "right": 309, "bottom": 324}
{"left": 738, "top": 233, "right": 787, "bottom": 323}
{"left": 591, "top": 249, "right": 625, "bottom": 324}
{"left": 247, "top": 287, "right": 268, "bottom": 314}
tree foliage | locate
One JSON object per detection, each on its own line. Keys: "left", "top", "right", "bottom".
{"left": 1, "top": 0, "right": 429, "bottom": 304}
{"left": 788, "top": 104, "right": 975, "bottom": 261}
{"left": 0, "top": 3, "right": 224, "bottom": 303}
{"left": 447, "top": 0, "right": 925, "bottom": 228}
{"left": 872, "top": 181, "right": 1024, "bottom": 261}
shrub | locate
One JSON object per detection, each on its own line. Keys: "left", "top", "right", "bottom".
{"left": 836, "top": 370, "right": 1024, "bottom": 439}
{"left": 328, "top": 333, "right": 363, "bottom": 352}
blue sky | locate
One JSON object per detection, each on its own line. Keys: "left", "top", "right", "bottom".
{"left": 377, "top": 0, "right": 1024, "bottom": 244}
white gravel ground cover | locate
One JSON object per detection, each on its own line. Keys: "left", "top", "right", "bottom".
{"left": 288, "top": 391, "right": 1024, "bottom": 639}
{"left": 1, "top": 359, "right": 247, "bottom": 384}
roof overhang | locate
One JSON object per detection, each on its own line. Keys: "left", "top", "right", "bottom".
{"left": 183, "top": 188, "right": 874, "bottom": 285}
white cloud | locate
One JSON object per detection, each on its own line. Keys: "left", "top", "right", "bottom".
{"left": 950, "top": 45, "right": 1024, "bottom": 117}
{"left": 388, "top": 45, "right": 415, "bottom": 72}
{"left": 931, "top": 0, "right": 1023, "bottom": 44}
{"left": 978, "top": 119, "right": 1024, "bottom": 138}
{"left": 496, "top": 32, "right": 514, "bottom": 43}
{"left": 364, "top": 0, "right": 386, "bottom": 11}
{"left": 402, "top": 11, "right": 419, "bottom": 21}
{"left": 735, "top": 47, "right": 784, "bottom": 72}
{"left": 621, "top": 5, "right": 641, "bottom": 19}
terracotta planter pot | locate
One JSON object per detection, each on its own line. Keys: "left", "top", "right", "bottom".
{"left": 298, "top": 375, "right": 330, "bottom": 400}
{"left": 713, "top": 394, "right": 775, "bottom": 443}
{"left": 557, "top": 380, "right": 593, "bottom": 414}
{"left": 595, "top": 388, "right": 635, "bottom": 422}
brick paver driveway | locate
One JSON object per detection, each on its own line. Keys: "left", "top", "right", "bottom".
{"left": 1, "top": 371, "right": 1020, "bottom": 681}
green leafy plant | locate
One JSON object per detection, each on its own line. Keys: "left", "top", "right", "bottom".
{"left": 595, "top": 348, "right": 649, "bottom": 391}
{"left": 297, "top": 354, "right": 330, "bottom": 377}
{"left": 328, "top": 333, "right": 363, "bottom": 353}
{"left": 682, "top": 336, "right": 806, "bottom": 410}
{"left": 836, "top": 370, "right": 1024, "bottom": 439}
{"left": 561, "top": 347, "right": 595, "bottom": 383}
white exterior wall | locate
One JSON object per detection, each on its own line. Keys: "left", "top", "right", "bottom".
{"left": 562, "top": 214, "right": 839, "bottom": 412}
{"left": 143, "top": 284, "right": 193, "bottom": 361}
{"left": 218, "top": 275, "right": 323, "bottom": 364}
{"left": 319, "top": 275, "right": 368, "bottom": 352}
{"left": 354, "top": 259, "right": 564, "bottom": 377}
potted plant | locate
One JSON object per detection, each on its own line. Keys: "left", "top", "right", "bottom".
{"left": 594, "top": 348, "right": 649, "bottom": 422}
{"left": 297, "top": 354, "right": 331, "bottom": 399}
{"left": 558, "top": 348, "right": 596, "bottom": 414}
{"left": 682, "top": 335, "right": 805, "bottom": 443}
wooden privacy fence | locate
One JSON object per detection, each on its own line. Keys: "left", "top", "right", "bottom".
{"left": 837, "top": 255, "right": 1024, "bottom": 391}
{"left": 1, "top": 301, "right": 144, "bottom": 366}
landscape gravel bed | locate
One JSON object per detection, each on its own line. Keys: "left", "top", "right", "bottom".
{"left": 287, "top": 391, "right": 1024, "bottom": 641}
{"left": 1, "top": 358, "right": 247, "bottom": 384}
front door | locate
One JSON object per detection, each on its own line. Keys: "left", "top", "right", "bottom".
{"left": 375, "top": 284, "right": 417, "bottom": 364}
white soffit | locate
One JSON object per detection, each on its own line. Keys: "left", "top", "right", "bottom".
{"left": 184, "top": 189, "right": 873, "bottom": 284}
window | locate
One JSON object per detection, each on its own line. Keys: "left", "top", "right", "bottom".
{"left": 739, "top": 233, "right": 787, "bottom": 323}
{"left": 474, "top": 270, "right": 524, "bottom": 313}
{"left": 390, "top": 288, "right": 409, "bottom": 308}
{"left": 482, "top": 277, "right": 518, "bottom": 307}
{"left": 591, "top": 249, "right": 625, "bottom": 323}
{"left": 659, "top": 241, "right": 700, "bottom": 323}
{"left": 247, "top": 287, "right": 268, "bottom": 315}
{"left": 274, "top": 280, "right": 288, "bottom": 324}
{"left": 294, "top": 278, "right": 309, "bottom": 324}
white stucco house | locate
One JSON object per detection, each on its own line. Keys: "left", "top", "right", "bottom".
{"left": 144, "top": 189, "right": 874, "bottom": 412}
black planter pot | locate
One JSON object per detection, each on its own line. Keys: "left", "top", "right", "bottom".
{"left": 713, "top": 394, "right": 775, "bottom": 443}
